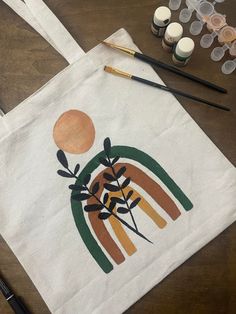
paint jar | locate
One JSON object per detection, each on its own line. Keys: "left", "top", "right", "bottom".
{"left": 151, "top": 6, "right": 171, "bottom": 38}
{"left": 162, "top": 22, "right": 183, "bottom": 52}
{"left": 172, "top": 37, "right": 195, "bottom": 66}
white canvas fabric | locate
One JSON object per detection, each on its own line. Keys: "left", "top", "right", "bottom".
{"left": 0, "top": 1, "right": 236, "bottom": 314}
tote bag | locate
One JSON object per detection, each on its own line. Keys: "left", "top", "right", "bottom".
{"left": 0, "top": 1, "right": 236, "bottom": 313}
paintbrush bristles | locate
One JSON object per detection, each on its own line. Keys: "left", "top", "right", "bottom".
{"left": 104, "top": 66, "right": 113, "bottom": 73}
{"left": 102, "top": 41, "right": 135, "bottom": 56}
{"left": 104, "top": 66, "right": 132, "bottom": 79}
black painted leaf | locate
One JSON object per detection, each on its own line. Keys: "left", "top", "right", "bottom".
{"left": 103, "top": 193, "right": 109, "bottom": 204}
{"left": 84, "top": 204, "right": 104, "bottom": 212}
{"left": 57, "top": 150, "right": 68, "bottom": 168}
{"left": 130, "top": 197, "right": 141, "bottom": 209}
{"left": 99, "top": 157, "right": 110, "bottom": 167}
{"left": 74, "top": 164, "right": 80, "bottom": 175}
{"left": 121, "top": 177, "right": 131, "bottom": 189}
{"left": 109, "top": 201, "right": 116, "bottom": 211}
{"left": 126, "top": 190, "right": 133, "bottom": 200}
{"left": 111, "top": 156, "right": 120, "bottom": 165}
{"left": 116, "top": 166, "right": 126, "bottom": 179}
{"left": 83, "top": 174, "right": 91, "bottom": 185}
{"left": 57, "top": 170, "right": 73, "bottom": 178}
{"left": 98, "top": 212, "right": 111, "bottom": 220}
{"left": 92, "top": 182, "right": 100, "bottom": 194}
{"left": 69, "top": 184, "right": 86, "bottom": 191}
{"left": 117, "top": 207, "right": 129, "bottom": 214}
{"left": 103, "top": 172, "right": 115, "bottom": 181}
{"left": 110, "top": 197, "right": 125, "bottom": 204}
{"left": 77, "top": 193, "right": 91, "bottom": 201}
{"left": 104, "top": 183, "right": 120, "bottom": 192}
{"left": 104, "top": 137, "right": 111, "bottom": 156}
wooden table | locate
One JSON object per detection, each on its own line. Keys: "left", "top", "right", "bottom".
{"left": 0, "top": 1, "right": 235, "bottom": 313}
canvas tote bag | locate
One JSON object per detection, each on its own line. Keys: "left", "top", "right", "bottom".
{"left": 0, "top": 1, "right": 236, "bottom": 313}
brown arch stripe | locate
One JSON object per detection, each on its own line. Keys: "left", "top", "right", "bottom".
{"left": 115, "top": 163, "right": 181, "bottom": 220}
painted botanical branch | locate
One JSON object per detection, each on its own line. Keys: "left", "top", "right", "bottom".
{"left": 56, "top": 139, "right": 151, "bottom": 244}
{"left": 99, "top": 138, "right": 141, "bottom": 232}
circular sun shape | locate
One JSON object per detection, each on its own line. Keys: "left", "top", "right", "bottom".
{"left": 53, "top": 110, "right": 95, "bottom": 154}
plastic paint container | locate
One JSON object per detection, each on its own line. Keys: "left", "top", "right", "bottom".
{"left": 151, "top": 6, "right": 171, "bottom": 38}
{"left": 162, "top": 22, "right": 183, "bottom": 52}
{"left": 206, "top": 13, "right": 226, "bottom": 32}
{"left": 229, "top": 40, "right": 236, "bottom": 58}
{"left": 218, "top": 26, "right": 236, "bottom": 45}
{"left": 172, "top": 37, "right": 195, "bottom": 66}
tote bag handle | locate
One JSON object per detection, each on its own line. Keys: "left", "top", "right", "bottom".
{"left": 2, "top": 0, "right": 86, "bottom": 64}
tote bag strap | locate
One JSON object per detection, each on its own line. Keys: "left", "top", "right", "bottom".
{"left": 2, "top": 0, "right": 85, "bottom": 64}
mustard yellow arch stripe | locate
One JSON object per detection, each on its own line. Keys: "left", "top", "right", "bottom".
{"left": 107, "top": 187, "right": 167, "bottom": 256}
{"left": 109, "top": 215, "right": 137, "bottom": 256}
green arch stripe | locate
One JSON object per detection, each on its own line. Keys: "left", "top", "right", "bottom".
{"left": 71, "top": 145, "right": 193, "bottom": 273}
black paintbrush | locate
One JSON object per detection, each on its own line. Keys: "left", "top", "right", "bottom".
{"left": 104, "top": 66, "right": 230, "bottom": 112}
{"left": 0, "top": 276, "right": 30, "bottom": 314}
{"left": 102, "top": 41, "right": 227, "bottom": 94}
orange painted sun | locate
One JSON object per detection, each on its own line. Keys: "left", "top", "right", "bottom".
{"left": 53, "top": 110, "right": 95, "bottom": 154}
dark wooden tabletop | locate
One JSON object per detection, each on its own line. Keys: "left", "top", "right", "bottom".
{"left": 0, "top": 1, "right": 235, "bottom": 314}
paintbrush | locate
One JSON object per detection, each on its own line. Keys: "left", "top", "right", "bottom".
{"left": 102, "top": 41, "right": 227, "bottom": 94}
{"left": 104, "top": 66, "right": 230, "bottom": 112}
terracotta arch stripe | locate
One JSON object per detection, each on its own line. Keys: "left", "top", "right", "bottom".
{"left": 114, "top": 163, "right": 181, "bottom": 220}
{"left": 87, "top": 177, "right": 125, "bottom": 265}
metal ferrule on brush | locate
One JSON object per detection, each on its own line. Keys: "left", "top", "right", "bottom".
{"left": 102, "top": 41, "right": 135, "bottom": 56}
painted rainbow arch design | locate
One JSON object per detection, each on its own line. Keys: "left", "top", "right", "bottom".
{"left": 71, "top": 145, "right": 193, "bottom": 274}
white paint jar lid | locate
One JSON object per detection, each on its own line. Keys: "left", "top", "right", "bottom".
{"left": 153, "top": 6, "right": 171, "bottom": 27}
{"left": 175, "top": 37, "right": 195, "bottom": 57}
{"left": 165, "top": 22, "right": 183, "bottom": 41}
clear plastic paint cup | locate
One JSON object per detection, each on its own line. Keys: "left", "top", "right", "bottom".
{"left": 206, "top": 13, "right": 226, "bottom": 32}
{"left": 211, "top": 44, "right": 228, "bottom": 61}
{"left": 179, "top": 8, "right": 192, "bottom": 23}
{"left": 169, "top": 0, "right": 182, "bottom": 11}
{"left": 198, "top": 1, "right": 214, "bottom": 17}
{"left": 200, "top": 32, "right": 217, "bottom": 48}
{"left": 221, "top": 59, "right": 236, "bottom": 74}
{"left": 229, "top": 40, "right": 236, "bottom": 57}
{"left": 190, "top": 20, "right": 204, "bottom": 35}
{"left": 186, "top": 0, "right": 202, "bottom": 8}
{"left": 218, "top": 26, "right": 236, "bottom": 45}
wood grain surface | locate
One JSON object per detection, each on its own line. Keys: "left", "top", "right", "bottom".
{"left": 0, "top": 1, "right": 235, "bottom": 313}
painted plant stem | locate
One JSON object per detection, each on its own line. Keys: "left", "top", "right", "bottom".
{"left": 107, "top": 155, "right": 139, "bottom": 232}
{"left": 85, "top": 186, "right": 152, "bottom": 244}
